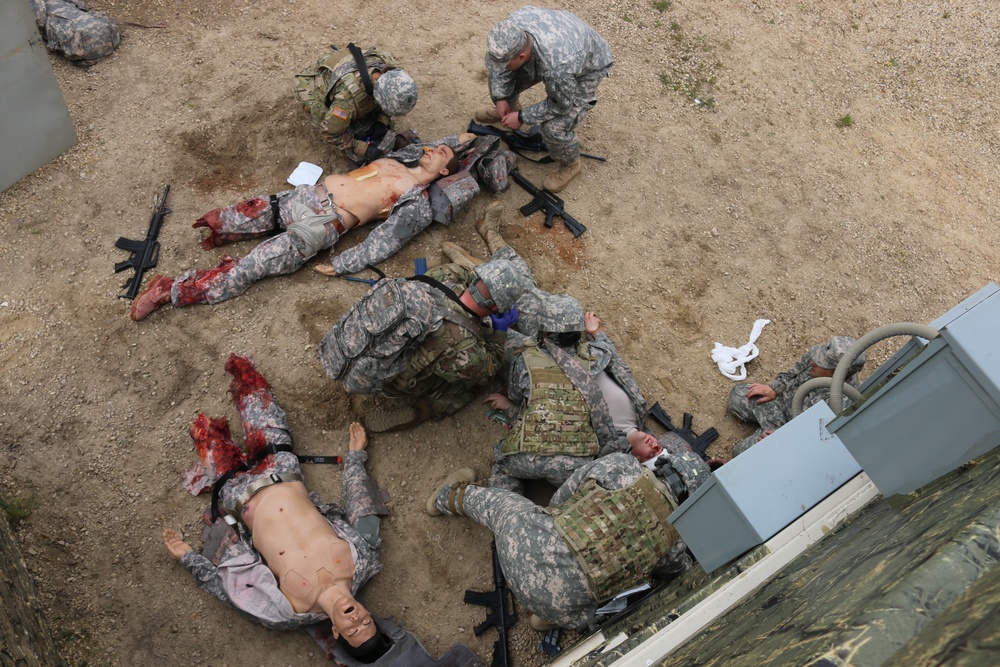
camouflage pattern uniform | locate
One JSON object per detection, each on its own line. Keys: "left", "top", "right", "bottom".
{"left": 489, "top": 330, "right": 647, "bottom": 493}
{"left": 177, "top": 356, "right": 384, "bottom": 631}
{"left": 293, "top": 47, "right": 415, "bottom": 163}
{"left": 383, "top": 263, "right": 506, "bottom": 417}
{"left": 330, "top": 136, "right": 512, "bottom": 275}
{"left": 729, "top": 336, "right": 866, "bottom": 455}
{"left": 433, "top": 453, "right": 679, "bottom": 630}
{"left": 169, "top": 184, "right": 345, "bottom": 307}
{"left": 29, "top": 0, "right": 121, "bottom": 67}
{"left": 485, "top": 6, "right": 613, "bottom": 165}
{"left": 163, "top": 138, "right": 478, "bottom": 308}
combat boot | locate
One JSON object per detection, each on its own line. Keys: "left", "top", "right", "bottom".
{"left": 366, "top": 399, "right": 436, "bottom": 433}
{"left": 441, "top": 242, "right": 485, "bottom": 271}
{"left": 425, "top": 467, "right": 477, "bottom": 516}
{"left": 529, "top": 614, "right": 559, "bottom": 632}
{"left": 473, "top": 103, "right": 521, "bottom": 125}
{"left": 542, "top": 160, "right": 582, "bottom": 193}
{"left": 129, "top": 275, "right": 174, "bottom": 321}
{"left": 475, "top": 202, "right": 506, "bottom": 255}
{"left": 473, "top": 105, "right": 502, "bottom": 124}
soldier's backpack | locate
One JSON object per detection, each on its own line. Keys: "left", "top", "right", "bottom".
{"left": 319, "top": 277, "right": 482, "bottom": 395}
{"left": 29, "top": 0, "right": 121, "bottom": 68}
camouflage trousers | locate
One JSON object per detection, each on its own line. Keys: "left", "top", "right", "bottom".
{"left": 172, "top": 186, "right": 342, "bottom": 306}
{"left": 510, "top": 67, "right": 609, "bottom": 164}
{"left": 489, "top": 442, "right": 595, "bottom": 494}
{"left": 384, "top": 369, "right": 485, "bottom": 418}
{"left": 189, "top": 356, "right": 296, "bottom": 515}
{"left": 728, "top": 383, "right": 796, "bottom": 456}
{"left": 433, "top": 483, "right": 597, "bottom": 630}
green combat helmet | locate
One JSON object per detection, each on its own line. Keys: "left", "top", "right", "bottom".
{"left": 473, "top": 259, "right": 531, "bottom": 313}
{"left": 373, "top": 69, "right": 417, "bottom": 116}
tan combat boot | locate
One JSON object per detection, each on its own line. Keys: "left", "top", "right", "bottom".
{"left": 473, "top": 105, "right": 502, "bottom": 124}
{"left": 441, "top": 242, "right": 486, "bottom": 271}
{"left": 473, "top": 102, "right": 521, "bottom": 125}
{"left": 366, "top": 399, "right": 436, "bottom": 433}
{"left": 425, "top": 467, "right": 477, "bottom": 516}
{"left": 542, "top": 160, "right": 582, "bottom": 193}
{"left": 475, "top": 202, "right": 506, "bottom": 255}
{"left": 529, "top": 614, "right": 559, "bottom": 632}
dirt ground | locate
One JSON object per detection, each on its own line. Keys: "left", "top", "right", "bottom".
{"left": 1, "top": 0, "right": 998, "bottom": 665}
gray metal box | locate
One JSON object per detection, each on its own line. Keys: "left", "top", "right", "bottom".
{"left": 0, "top": 0, "right": 78, "bottom": 193}
{"left": 827, "top": 283, "right": 1000, "bottom": 496}
{"left": 668, "top": 401, "right": 861, "bottom": 573}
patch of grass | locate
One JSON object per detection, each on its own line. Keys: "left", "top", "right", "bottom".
{"left": 835, "top": 113, "right": 854, "bottom": 128}
{"left": 623, "top": 14, "right": 633, "bottom": 23}
{"left": 652, "top": 0, "right": 672, "bottom": 11}
{"left": 0, "top": 491, "right": 41, "bottom": 527}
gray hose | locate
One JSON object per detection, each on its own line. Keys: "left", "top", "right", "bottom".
{"left": 791, "top": 378, "right": 864, "bottom": 418}
{"left": 827, "top": 323, "right": 940, "bottom": 414}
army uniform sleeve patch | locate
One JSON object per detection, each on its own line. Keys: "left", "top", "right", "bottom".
{"left": 331, "top": 106, "right": 351, "bottom": 121}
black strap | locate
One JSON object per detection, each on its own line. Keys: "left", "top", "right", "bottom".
{"left": 347, "top": 43, "right": 375, "bottom": 96}
{"left": 209, "top": 443, "right": 290, "bottom": 521}
{"left": 409, "top": 273, "right": 484, "bottom": 321}
{"left": 269, "top": 194, "right": 281, "bottom": 231}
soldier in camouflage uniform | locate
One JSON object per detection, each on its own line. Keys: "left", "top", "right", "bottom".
{"left": 484, "top": 296, "right": 649, "bottom": 493}
{"left": 161, "top": 355, "right": 387, "bottom": 647}
{"left": 476, "top": 6, "right": 613, "bottom": 193}
{"left": 130, "top": 137, "right": 473, "bottom": 321}
{"left": 294, "top": 45, "right": 418, "bottom": 163}
{"left": 29, "top": 0, "right": 121, "bottom": 68}
{"left": 728, "top": 336, "right": 867, "bottom": 456}
{"left": 427, "top": 452, "right": 699, "bottom": 631}
{"left": 359, "top": 257, "right": 533, "bottom": 431}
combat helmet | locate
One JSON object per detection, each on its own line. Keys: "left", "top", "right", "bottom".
{"left": 810, "top": 335, "right": 866, "bottom": 374}
{"left": 534, "top": 294, "right": 585, "bottom": 334}
{"left": 373, "top": 69, "right": 417, "bottom": 116}
{"left": 472, "top": 259, "right": 530, "bottom": 313}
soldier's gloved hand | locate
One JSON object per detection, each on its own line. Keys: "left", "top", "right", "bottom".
{"left": 490, "top": 305, "right": 519, "bottom": 332}
{"left": 363, "top": 142, "right": 384, "bottom": 163}
{"left": 368, "top": 121, "right": 389, "bottom": 143}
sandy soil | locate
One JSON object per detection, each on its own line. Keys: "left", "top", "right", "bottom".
{"left": 1, "top": 0, "right": 998, "bottom": 665}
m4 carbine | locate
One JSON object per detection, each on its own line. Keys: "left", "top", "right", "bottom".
{"left": 115, "top": 184, "right": 171, "bottom": 299}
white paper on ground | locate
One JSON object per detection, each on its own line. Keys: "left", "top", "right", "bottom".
{"left": 287, "top": 161, "right": 323, "bottom": 186}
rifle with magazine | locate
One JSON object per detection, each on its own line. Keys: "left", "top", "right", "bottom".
{"left": 464, "top": 540, "right": 517, "bottom": 667}
{"left": 509, "top": 168, "right": 586, "bottom": 238}
{"left": 114, "top": 184, "right": 171, "bottom": 299}
{"left": 649, "top": 402, "right": 719, "bottom": 459}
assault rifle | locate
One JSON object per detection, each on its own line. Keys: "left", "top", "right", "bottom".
{"left": 649, "top": 402, "right": 719, "bottom": 459}
{"left": 509, "top": 168, "right": 586, "bottom": 238}
{"left": 466, "top": 120, "right": 606, "bottom": 163}
{"left": 464, "top": 540, "right": 517, "bottom": 667}
{"left": 115, "top": 184, "right": 171, "bottom": 299}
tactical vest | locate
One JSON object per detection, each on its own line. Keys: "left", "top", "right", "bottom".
{"left": 294, "top": 47, "right": 398, "bottom": 128}
{"left": 500, "top": 342, "right": 600, "bottom": 458}
{"left": 546, "top": 468, "right": 679, "bottom": 602}
{"left": 319, "top": 278, "right": 482, "bottom": 395}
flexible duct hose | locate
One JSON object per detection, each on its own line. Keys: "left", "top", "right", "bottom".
{"left": 790, "top": 378, "right": 864, "bottom": 418}
{"left": 827, "top": 323, "right": 940, "bottom": 414}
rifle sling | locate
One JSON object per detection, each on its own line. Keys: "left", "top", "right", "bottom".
{"left": 409, "top": 273, "right": 485, "bottom": 323}
{"left": 348, "top": 43, "right": 375, "bottom": 96}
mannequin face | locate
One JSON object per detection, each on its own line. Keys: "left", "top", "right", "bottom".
{"left": 330, "top": 594, "right": 376, "bottom": 647}
{"left": 628, "top": 431, "right": 662, "bottom": 463}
